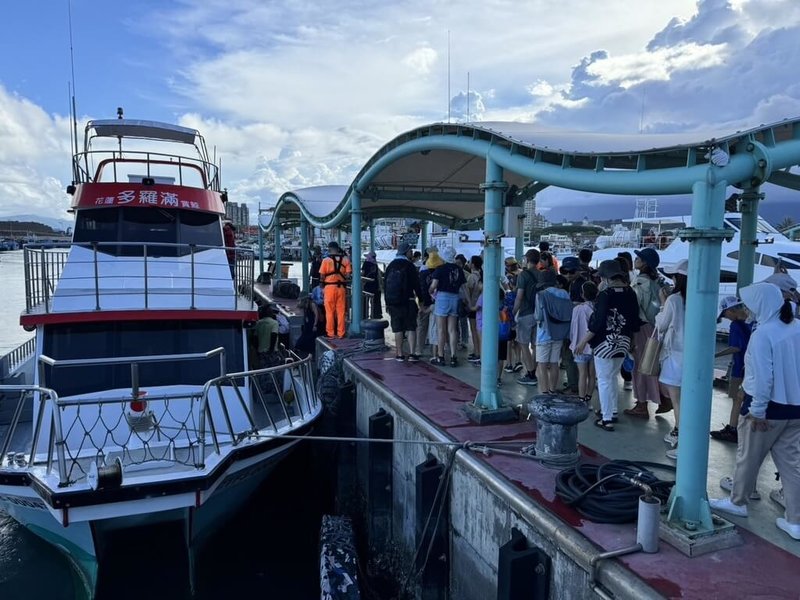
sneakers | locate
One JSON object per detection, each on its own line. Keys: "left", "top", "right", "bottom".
{"left": 776, "top": 517, "right": 800, "bottom": 540}
{"left": 407, "top": 354, "right": 421, "bottom": 363}
{"left": 663, "top": 428, "right": 679, "bottom": 446}
{"left": 517, "top": 375, "right": 538, "bottom": 386}
{"left": 719, "top": 476, "right": 761, "bottom": 500}
{"left": 467, "top": 353, "right": 479, "bottom": 362}
{"left": 665, "top": 447, "right": 678, "bottom": 460}
{"left": 503, "top": 364, "right": 515, "bottom": 373}
{"left": 450, "top": 356, "right": 458, "bottom": 367}
{"left": 514, "top": 362, "right": 524, "bottom": 372}
{"left": 709, "top": 497, "right": 748, "bottom": 518}
{"left": 430, "top": 356, "right": 445, "bottom": 365}
{"left": 710, "top": 424, "right": 738, "bottom": 443}
{"left": 623, "top": 402, "right": 650, "bottom": 419}
{"left": 395, "top": 355, "right": 406, "bottom": 362}
{"left": 770, "top": 488, "right": 786, "bottom": 508}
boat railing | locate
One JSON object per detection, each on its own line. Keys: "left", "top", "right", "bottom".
{"left": 73, "top": 149, "right": 220, "bottom": 191}
{"left": 24, "top": 241, "right": 255, "bottom": 314}
{"left": 0, "top": 337, "right": 36, "bottom": 379}
{"left": 0, "top": 347, "right": 319, "bottom": 488}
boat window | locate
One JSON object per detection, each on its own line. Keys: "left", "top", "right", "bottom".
{"left": 120, "top": 207, "right": 177, "bottom": 257}
{"left": 73, "top": 207, "right": 223, "bottom": 256}
{"left": 727, "top": 251, "right": 738, "bottom": 260}
{"left": 760, "top": 254, "right": 779, "bottom": 268}
{"left": 42, "top": 320, "right": 244, "bottom": 398}
{"left": 724, "top": 217, "right": 779, "bottom": 235}
{"left": 720, "top": 270, "right": 739, "bottom": 283}
{"left": 180, "top": 211, "right": 222, "bottom": 249}
{"left": 777, "top": 253, "right": 800, "bottom": 269}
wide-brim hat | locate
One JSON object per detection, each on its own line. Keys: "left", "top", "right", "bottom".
{"left": 663, "top": 258, "right": 689, "bottom": 277}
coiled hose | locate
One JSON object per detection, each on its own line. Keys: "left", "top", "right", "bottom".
{"left": 555, "top": 460, "right": 675, "bottom": 523}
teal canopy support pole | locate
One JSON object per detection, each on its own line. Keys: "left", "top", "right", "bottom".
{"left": 257, "top": 202, "right": 265, "bottom": 277}
{"left": 515, "top": 214, "right": 524, "bottom": 260}
{"left": 301, "top": 220, "right": 309, "bottom": 293}
{"left": 474, "top": 158, "right": 505, "bottom": 410}
{"left": 666, "top": 174, "right": 729, "bottom": 531}
{"left": 349, "top": 191, "right": 363, "bottom": 336}
{"left": 420, "top": 221, "right": 428, "bottom": 253}
{"left": 737, "top": 187, "right": 763, "bottom": 291}
{"left": 274, "top": 226, "right": 282, "bottom": 282}
{"left": 369, "top": 220, "right": 376, "bottom": 254}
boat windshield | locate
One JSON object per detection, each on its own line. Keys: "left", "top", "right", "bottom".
{"left": 42, "top": 320, "right": 245, "bottom": 398}
{"left": 724, "top": 217, "right": 780, "bottom": 235}
{"left": 73, "top": 207, "right": 222, "bottom": 256}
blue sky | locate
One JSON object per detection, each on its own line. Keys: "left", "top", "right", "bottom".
{"left": 1, "top": 0, "right": 799, "bottom": 225}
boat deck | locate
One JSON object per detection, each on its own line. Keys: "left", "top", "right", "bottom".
{"left": 323, "top": 335, "right": 798, "bottom": 599}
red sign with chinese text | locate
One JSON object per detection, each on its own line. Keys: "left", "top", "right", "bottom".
{"left": 72, "top": 183, "right": 226, "bottom": 214}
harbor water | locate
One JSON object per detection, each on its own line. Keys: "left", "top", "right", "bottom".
{"left": 0, "top": 253, "right": 323, "bottom": 599}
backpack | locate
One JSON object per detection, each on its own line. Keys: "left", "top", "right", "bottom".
{"left": 383, "top": 261, "right": 408, "bottom": 306}
{"left": 498, "top": 306, "right": 513, "bottom": 341}
{"left": 542, "top": 290, "right": 573, "bottom": 340}
{"left": 312, "top": 286, "right": 325, "bottom": 306}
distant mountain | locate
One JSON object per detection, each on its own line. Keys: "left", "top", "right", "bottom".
{"left": 0, "top": 214, "right": 73, "bottom": 233}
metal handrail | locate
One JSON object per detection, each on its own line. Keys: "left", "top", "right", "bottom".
{"left": 0, "top": 386, "right": 66, "bottom": 484}
{"left": 73, "top": 149, "right": 219, "bottom": 190}
{"left": 0, "top": 337, "right": 36, "bottom": 378}
{"left": 38, "top": 347, "right": 227, "bottom": 399}
{"left": 196, "top": 350, "right": 318, "bottom": 468}
{"left": 23, "top": 241, "right": 255, "bottom": 314}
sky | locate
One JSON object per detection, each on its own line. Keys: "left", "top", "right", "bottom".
{"left": 1, "top": 0, "right": 800, "bottom": 226}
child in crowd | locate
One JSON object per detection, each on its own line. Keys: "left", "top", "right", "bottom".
{"left": 711, "top": 296, "right": 752, "bottom": 443}
{"left": 570, "top": 281, "right": 598, "bottom": 404}
{"left": 475, "top": 286, "right": 513, "bottom": 386}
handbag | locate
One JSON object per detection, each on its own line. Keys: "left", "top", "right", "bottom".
{"left": 638, "top": 328, "right": 662, "bottom": 377}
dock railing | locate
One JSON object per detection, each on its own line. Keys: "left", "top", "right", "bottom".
{"left": 23, "top": 241, "right": 255, "bottom": 314}
{"left": 0, "top": 348, "right": 318, "bottom": 488}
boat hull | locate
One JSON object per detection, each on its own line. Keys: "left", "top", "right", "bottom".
{"left": 0, "top": 434, "right": 305, "bottom": 598}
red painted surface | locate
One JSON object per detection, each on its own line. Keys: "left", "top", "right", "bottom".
{"left": 334, "top": 341, "right": 800, "bottom": 599}
{"left": 72, "top": 182, "right": 225, "bottom": 213}
{"left": 21, "top": 308, "right": 258, "bottom": 327}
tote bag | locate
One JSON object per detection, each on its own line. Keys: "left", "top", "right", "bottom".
{"left": 638, "top": 328, "right": 662, "bottom": 377}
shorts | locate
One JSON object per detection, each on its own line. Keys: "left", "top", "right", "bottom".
{"left": 434, "top": 291, "right": 460, "bottom": 317}
{"left": 387, "top": 300, "right": 418, "bottom": 333}
{"left": 536, "top": 339, "right": 562, "bottom": 363}
{"left": 515, "top": 313, "right": 536, "bottom": 345}
{"left": 574, "top": 353, "right": 593, "bottom": 364}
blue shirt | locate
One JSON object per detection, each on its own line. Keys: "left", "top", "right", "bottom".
{"left": 728, "top": 319, "right": 752, "bottom": 378}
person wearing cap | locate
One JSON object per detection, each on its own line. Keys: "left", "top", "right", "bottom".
{"left": 709, "top": 283, "right": 800, "bottom": 540}
{"left": 318, "top": 241, "right": 352, "bottom": 338}
{"left": 559, "top": 255, "right": 585, "bottom": 393}
{"left": 763, "top": 272, "right": 800, "bottom": 319}
{"left": 624, "top": 247, "right": 670, "bottom": 419}
{"left": 655, "top": 258, "right": 689, "bottom": 457}
{"left": 361, "top": 251, "right": 382, "bottom": 319}
{"left": 575, "top": 259, "right": 640, "bottom": 431}
{"left": 429, "top": 246, "right": 467, "bottom": 367}
{"left": 709, "top": 296, "right": 752, "bottom": 443}
{"left": 384, "top": 242, "right": 422, "bottom": 361}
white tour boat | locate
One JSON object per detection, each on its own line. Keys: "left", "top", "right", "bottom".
{"left": 0, "top": 117, "right": 322, "bottom": 595}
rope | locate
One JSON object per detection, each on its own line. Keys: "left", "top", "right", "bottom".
{"left": 554, "top": 460, "right": 675, "bottom": 524}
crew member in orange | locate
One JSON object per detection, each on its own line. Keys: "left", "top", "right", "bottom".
{"left": 318, "top": 241, "right": 352, "bottom": 338}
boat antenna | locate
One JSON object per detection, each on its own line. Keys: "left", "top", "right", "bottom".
{"left": 67, "top": 0, "right": 80, "bottom": 181}
{"left": 447, "top": 30, "right": 451, "bottom": 123}
{"left": 116, "top": 106, "right": 124, "bottom": 154}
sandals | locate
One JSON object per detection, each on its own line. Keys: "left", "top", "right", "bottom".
{"left": 595, "top": 419, "right": 615, "bottom": 431}
{"left": 430, "top": 356, "right": 445, "bottom": 366}
{"left": 594, "top": 409, "right": 618, "bottom": 423}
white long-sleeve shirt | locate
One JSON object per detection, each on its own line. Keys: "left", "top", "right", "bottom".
{"left": 655, "top": 293, "right": 685, "bottom": 360}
